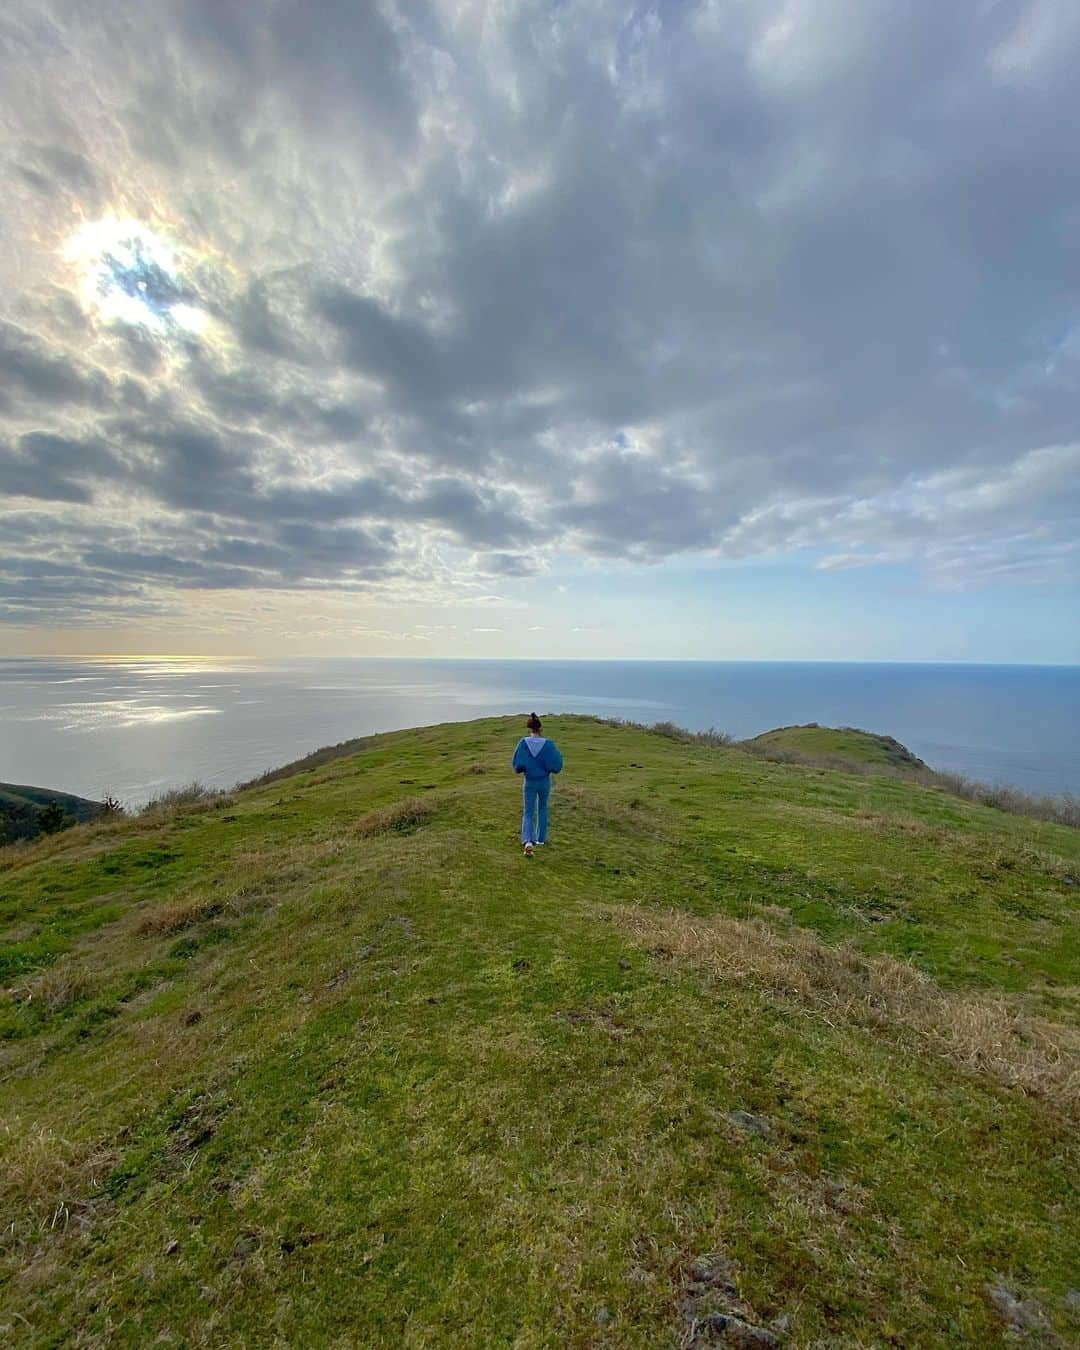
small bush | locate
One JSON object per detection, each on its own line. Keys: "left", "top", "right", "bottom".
{"left": 139, "top": 782, "right": 222, "bottom": 816}
{"left": 605, "top": 718, "right": 735, "bottom": 748}
{"left": 38, "top": 802, "right": 72, "bottom": 835}
{"left": 650, "top": 720, "right": 734, "bottom": 747}
{"left": 923, "top": 772, "right": 1080, "bottom": 829}
{"left": 689, "top": 726, "right": 736, "bottom": 747}
{"left": 354, "top": 796, "right": 435, "bottom": 837}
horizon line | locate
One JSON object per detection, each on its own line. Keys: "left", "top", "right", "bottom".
{"left": 2, "top": 654, "right": 1079, "bottom": 668}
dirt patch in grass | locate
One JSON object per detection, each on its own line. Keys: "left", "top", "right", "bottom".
{"left": 678, "top": 1249, "right": 783, "bottom": 1347}
{"left": 354, "top": 795, "right": 436, "bottom": 837}
{"left": 613, "top": 907, "right": 1080, "bottom": 1118}
{"left": 167, "top": 1090, "right": 231, "bottom": 1157}
{"left": 554, "top": 1000, "right": 637, "bottom": 1037}
{"left": 356, "top": 914, "right": 417, "bottom": 962}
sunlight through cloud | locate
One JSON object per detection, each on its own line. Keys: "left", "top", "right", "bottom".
{"left": 64, "top": 217, "right": 208, "bottom": 336}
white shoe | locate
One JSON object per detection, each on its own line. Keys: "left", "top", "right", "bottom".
{"left": 535, "top": 841, "right": 546, "bottom": 847}
{"left": 523, "top": 842, "right": 534, "bottom": 856}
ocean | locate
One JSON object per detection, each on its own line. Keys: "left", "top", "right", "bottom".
{"left": 1, "top": 657, "right": 1077, "bottom": 806}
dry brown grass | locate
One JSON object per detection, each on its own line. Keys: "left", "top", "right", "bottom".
{"left": 849, "top": 809, "right": 952, "bottom": 844}
{"left": 139, "top": 840, "right": 356, "bottom": 942}
{"left": 131, "top": 841, "right": 342, "bottom": 937}
{"left": 354, "top": 795, "right": 435, "bottom": 837}
{"left": 562, "top": 784, "right": 669, "bottom": 835}
{"left": 15, "top": 962, "right": 95, "bottom": 1012}
{"left": 0, "top": 1118, "right": 116, "bottom": 1243}
{"left": 138, "top": 781, "right": 225, "bottom": 819}
{"left": 613, "top": 906, "right": 1080, "bottom": 1116}
{"left": 136, "top": 893, "right": 224, "bottom": 936}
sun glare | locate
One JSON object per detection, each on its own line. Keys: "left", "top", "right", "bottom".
{"left": 65, "top": 217, "right": 208, "bottom": 336}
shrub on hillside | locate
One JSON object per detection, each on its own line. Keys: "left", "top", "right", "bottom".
{"left": 606, "top": 718, "right": 735, "bottom": 747}
{"left": 923, "top": 772, "right": 1080, "bottom": 829}
{"left": 38, "top": 802, "right": 72, "bottom": 835}
{"left": 653, "top": 720, "right": 736, "bottom": 747}
{"left": 139, "top": 782, "right": 223, "bottom": 817}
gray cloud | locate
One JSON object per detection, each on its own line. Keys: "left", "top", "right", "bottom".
{"left": 0, "top": 432, "right": 122, "bottom": 504}
{"left": 0, "top": 321, "right": 112, "bottom": 410}
{"left": 1, "top": 0, "right": 1079, "bottom": 623}
{"left": 13, "top": 141, "right": 101, "bottom": 200}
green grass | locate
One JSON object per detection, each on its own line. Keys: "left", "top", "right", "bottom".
{"left": 1, "top": 716, "right": 1077, "bottom": 1346}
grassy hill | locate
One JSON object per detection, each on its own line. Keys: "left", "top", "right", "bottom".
{"left": 741, "top": 725, "right": 928, "bottom": 773}
{"left": 0, "top": 782, "right": 104, "bottom": 843}
{"left": 1, "top": 716, "right": 1077, "bottom": 1346}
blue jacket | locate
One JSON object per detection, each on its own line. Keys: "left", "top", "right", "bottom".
{"left": 513, "top": 735, "right": 564, "bottom": 782}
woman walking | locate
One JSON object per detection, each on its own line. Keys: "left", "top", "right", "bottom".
{"left": 512, "top": 713, "right": 564, "bottom": 856}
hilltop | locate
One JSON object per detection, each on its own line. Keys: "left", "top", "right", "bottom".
{"left": 1, "top": 716, "right": 1078, "bottom": 1346}
{"left": 0, "top": 782, "right": 104, "bottom": 844}
{"left": 741, "top": 724, "right": 928, "bottom": 773}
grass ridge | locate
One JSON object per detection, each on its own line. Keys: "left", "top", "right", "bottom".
{"left": 1, "top": 714, "right": 1077, "bottom": 1346}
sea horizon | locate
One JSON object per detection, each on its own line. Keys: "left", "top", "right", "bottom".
{"left": 2, "top": 656, "right": 1078, "bottom": 806}
{"left": 5, "top": 654, "right": 1079, "bottom": 666}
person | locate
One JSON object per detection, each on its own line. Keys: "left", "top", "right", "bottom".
{"left": 512, "top": 712, "right": 564, "bottom": 856}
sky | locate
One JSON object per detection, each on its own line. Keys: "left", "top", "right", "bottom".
{"left": 1, "top": 0, "right": 1078, "bottom": 663}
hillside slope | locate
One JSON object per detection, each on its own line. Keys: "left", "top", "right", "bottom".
{"left": 0, "top": 782, "right": 104, "bottom": 843}
{"left": 2, "top": 716, "right": 1078, "bottom": 1346}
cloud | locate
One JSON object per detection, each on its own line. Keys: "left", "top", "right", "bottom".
{"left": 470, "top": 552, "right": 541, "bottom": 578}
{"left": 1, "top": 0, "right": 1078, "bottom": 626}
{"left": 0, "top": 320, "right": 112, "bottom": 410}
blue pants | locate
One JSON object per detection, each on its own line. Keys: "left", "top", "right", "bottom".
{"left": 521, "top": 777, "right": 551, "bottom": 844}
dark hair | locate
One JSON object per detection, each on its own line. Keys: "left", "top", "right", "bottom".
{"left": 526, "top": 712, "right": 542, "bottom": 734}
